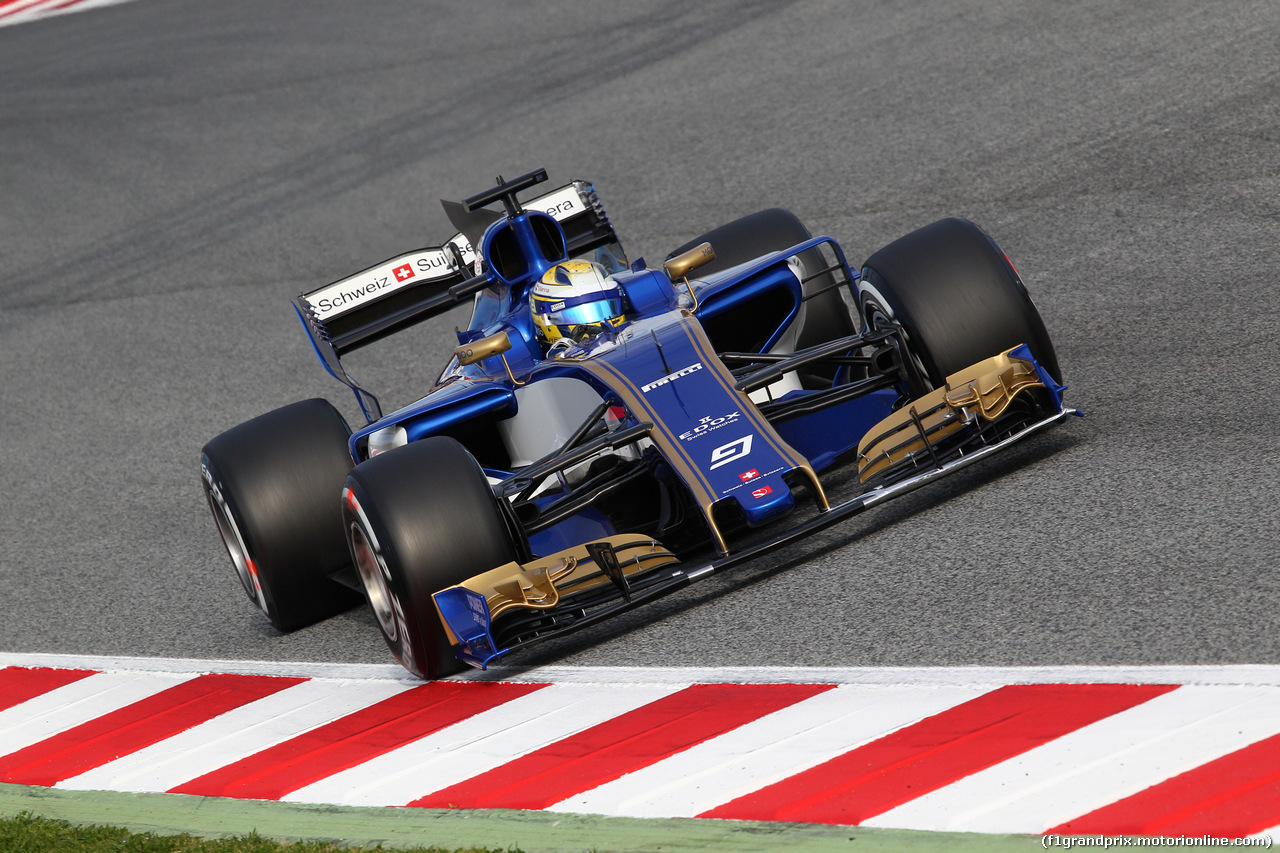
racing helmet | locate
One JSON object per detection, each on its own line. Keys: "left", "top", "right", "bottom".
{"left": 530, "top": 260, "right": 626, "bottom": 345}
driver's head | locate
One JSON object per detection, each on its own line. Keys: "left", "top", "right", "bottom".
{"left": 530, "top": 260, "right": 626, "bottom": 347}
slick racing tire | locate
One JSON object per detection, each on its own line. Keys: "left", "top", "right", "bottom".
{"left": 201, "top": 398, "right": 362, "bottom": 632}
{"left": 667, "top": 208, "right": 857, "bottom": 363}
{"left": 859, "top": 217, "right": 1062, "bottom": 392}
{"left": 343, "top": 436, "right": 520, "bottom": 680}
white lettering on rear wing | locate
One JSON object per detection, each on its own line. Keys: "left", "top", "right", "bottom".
{"left": 305, "top": 248, "right": 454, "bottom": 320}
{"left": 304, "top": 184, "right": 590, "bottom": 321}
{"left": 526, "top": 184, "right": 584, "bottom": 221}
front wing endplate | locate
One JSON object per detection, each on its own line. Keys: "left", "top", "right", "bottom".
{"left": 856, "top": 347, "right": 1061, "bottom": 482}
{"left": 433, "top": 535, "right": 679, "bottom": 669}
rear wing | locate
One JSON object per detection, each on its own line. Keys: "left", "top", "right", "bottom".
{"left": 294, "top": 179, "right": 625, "bottom": 422}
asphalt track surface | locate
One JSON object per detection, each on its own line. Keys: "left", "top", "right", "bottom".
{"left": 2, "top": 1, "right": 1278, "bottom": 675}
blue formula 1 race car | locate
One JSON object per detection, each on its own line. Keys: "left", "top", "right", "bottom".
{"left": 200, "top": 168, "right": 1076, "bottom": 680}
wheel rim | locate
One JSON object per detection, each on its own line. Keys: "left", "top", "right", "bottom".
{"left": 350, "top": 521, "right": 397, "bottom": 641}
{"left": 859, "top": 281, "right": 933, "bottom": 394}
{"left": 205, "top": 480, "right": 268, "bottom": 615}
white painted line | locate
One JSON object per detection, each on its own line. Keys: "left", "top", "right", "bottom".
{"left": 862, "top": 685, "right": 1280, "bottom": 833}
{"left": 9, "top": 653, "right": 1280, "bottom": 688}
{"left": 480, "top": 664, "right": 1280, "bottom": 688}
{"left": 283, "top": 682, "right": 683, "bottom": 807}
{"left": 54, "top": 678, "right": 414, "bottom": 793}
{"left": 549, "top": 684, "right": 987, "bottom": 818}
{"left": 1, "top": 653, "right": 413, "bottom": 683}
{"left": 0, "top": 671, "right": 195, "bottom": 757}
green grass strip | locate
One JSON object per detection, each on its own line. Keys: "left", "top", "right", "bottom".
{"left": 1, "top": 810, "right": 510, "bottom": 852}
{"left": 1, "top": 783, "right": 1043, "bottom": 853}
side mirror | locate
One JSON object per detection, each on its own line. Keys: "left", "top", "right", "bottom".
{"left": 453, "top": 330, "right": 527, "bottom": 386}
{"left": 454, "top": 331, "right": 513, "bottom": 366}
{"left": 663, "top": 242, "right": 715, "bottom": 281}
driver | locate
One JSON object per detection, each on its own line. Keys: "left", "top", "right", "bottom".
{"left": 530, "top": 260, "right": 628, "bottom": 355}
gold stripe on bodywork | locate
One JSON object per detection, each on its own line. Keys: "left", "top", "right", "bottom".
{"left": 572, "top": 356, "right": 731, "bottom": 552}
{"left": 676, "top": 317, "right": 829, "bottom": 510}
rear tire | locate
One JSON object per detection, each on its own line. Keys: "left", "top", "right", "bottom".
{"left": 200, "top": 398, "right": 361, "bottom": 632}
{"left": 668, "top": 208, "right": 856, "bottom": 358}
{"left": 343, "top": 436, "right": 520, "bottom": 680}
{"left": 859, "top": 217, "right": 1061, "bottom": 390}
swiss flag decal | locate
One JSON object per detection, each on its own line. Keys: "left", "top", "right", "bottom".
{"left": 393, "top": 263, "right": 415, "bottom": 282}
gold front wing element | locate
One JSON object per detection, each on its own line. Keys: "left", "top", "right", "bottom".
{"left": 857, "top": 348, "right": 1047, "bottom": 483}
{"left": 437, "top": 535, "right": 680, "bottom": 642}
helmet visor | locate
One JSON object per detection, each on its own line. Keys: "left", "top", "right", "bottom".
{"left": 536, "top": 289, "right": 623, "bottom": 328}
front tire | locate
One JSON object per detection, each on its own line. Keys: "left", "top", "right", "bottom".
{"left": 859, "top": 217, "right": 1062, "bottom": 390}
{"left": 200, "top": 398, "right": 361, "bottom": 632}
{"left": 343, "top": 436, "right": 520, "bottom": 680}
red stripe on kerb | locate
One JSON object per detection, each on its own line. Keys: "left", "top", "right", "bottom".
{"left": 170, "top": 680, "right": 547, "bottom": 801}
{"left": 0, "top": 666, "right": 98, "bottom": 712}
{"left": 0, "top": 0, "right": 42, "bottom": 17}
{"left": 0, "top": 673, "right": 305, "bottom": 787}
{"left": 1051, "top": 730, "right": 1280, "bottom": 837}
{"left": 410, "top": 682, "right": 834, "bottom": 810}
{"left": 702, "top": 683, "right": 1178, "bottom": 825}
